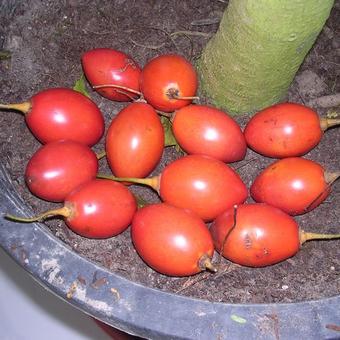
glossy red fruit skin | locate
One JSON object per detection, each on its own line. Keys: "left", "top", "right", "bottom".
{"left": 244, "top": 102, "right": 322, "bottom": 158}
{"left": 250, "top": 157, "right": 331, "bottom": 215}
{"left": 172, "top": 104, "right": 247, "bottom": 163}
{"left": 106, "top": 102, "right": 164, "bottom": 178}
{"left": 159, "top": 155, "right": 248, "bottom": 221}
{"left": 81, "top": 48, "right": 141, "bottom": 102}
{"left": 65, "top": 179, "right": 137, "bottom": 238}
{"left": 131, "top": 203, "right": 214, "bottom": 276}
{"left": 210, "top": 203, "right": 300, "bottom": 267}
{"left": 26, "top": 88, "right": 104, "bottom": 146}
{"left": 25, "top": 140, "right": 98, "bottom": 202}
{"left": 140, "top": 54, "right": 198, "bottom": 112}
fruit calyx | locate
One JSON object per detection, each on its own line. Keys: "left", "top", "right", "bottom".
{"left": 166, "top": 87, "right": 199, "bottom": 101}
{"left": 198, "top": 254, "right": 217, "bottom": 273}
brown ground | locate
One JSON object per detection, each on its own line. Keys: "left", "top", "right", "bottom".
{"left": 0, "top": 0, "right": 339, "bottom": 304}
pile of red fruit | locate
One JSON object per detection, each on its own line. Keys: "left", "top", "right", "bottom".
{"left": 3, "top": 48, "right": 340, "bottom": 277}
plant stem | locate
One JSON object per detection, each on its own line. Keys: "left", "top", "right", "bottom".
{"left": 300, "top": 230, "right": 340, "bottom": 245}
{"left": 172, "top": 95, "right": 200, "bottom": 101}
{"left": 5, "top": 206, "right": 71, "bottom": 223}
{"left": 96, "top": 173, "right": 160, "bottom": 192}
{"left": 92, "top": 84, "right": 142, "bottom": 96}
{"left": 166, "top": 88, "right": 199, "bottom": 101}
{"left": 320, "top": 118, "right": 340, "bottom": 131}
{"left": 324, "top": 171, "right": 340, "bottom": 185}
{"left": 0, "top": 101, "right": 31, "bottom": 114}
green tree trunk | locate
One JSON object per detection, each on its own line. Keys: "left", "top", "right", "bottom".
{"left": 197, "top": 0, "right": 334, "bottom": 115}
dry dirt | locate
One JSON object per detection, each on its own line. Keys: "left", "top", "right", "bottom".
{"left": 0, "top": 0, "right": 339, "bottom": 304}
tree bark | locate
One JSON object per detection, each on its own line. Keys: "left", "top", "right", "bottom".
{"left": 197, "top": 0, "right": 334, "bottom": 115}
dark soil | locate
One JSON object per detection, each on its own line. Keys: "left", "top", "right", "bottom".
{"left": 0, "top": 0, "right": 339, "bottom": 304}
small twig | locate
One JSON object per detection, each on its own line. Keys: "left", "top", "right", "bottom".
{"left": 171, "top": 31, "right": 195, "bottom": 61}
{"left": 191, "top": 18, "right": 221, "bottom": 26}
{"left": 265, "top": 313, "right": 280, "bottom": 340}
{"left": 96, "top": 150, "right": 106, "bottom": 160}
{"left": 129, "top": 38, "right": 166, "bottom": 50}
{"left": 175, "top": 272, "right": 210, "bottom": 293}
{"left": 126, "top": 26, "right": 180, "bottom": 52}
{"left": 303, "top": 172, "right": 339, "bottom": 213}
{"left": 234, "top": 157, "right": 256, "bottom": 171}
{"left": 308, "top": 93, "right": 340, "bottom": 108}
{"left": 82, "top": 29, "right": 113, "bottom": 35}
{"left": 211, "top": 262, "right": 239, "bottom": 280}
{"left": 170, "top": 30, "right": 213, "bottom": 38}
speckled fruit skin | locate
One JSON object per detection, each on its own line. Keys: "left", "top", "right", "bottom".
{"left": 140, "top": 54, "right": 198, "bottom": 112}
{"left": 81, "top": 48, "right": 141, "bottom": 102}
{"left": 159, "top": 155, "right": 248, "bottom": 221}
{"left": 25, "top": 140, "right": 98, "bottom": 202}
{"left": 131, "top": 203, "right": 214, "bottom": 276}
{"left": 210, "top": 203, "right": 300, "bottom": 267}
{"left": 106, "top": 102, "right": 164, "bottom": 178}
{"left": 27, "top": 88, "right": 104, "bottom": 146}
{"left": 66, "top": 179, "right": 137, "bottom": 239}
{"left": 250, "top": 157, "right": 331, "bottom": 215}
{"left": 172, "top": 104, "right": 247, "bottom": 162}
{"left": 244, "top": 102, "right": 323, "bottom": 158}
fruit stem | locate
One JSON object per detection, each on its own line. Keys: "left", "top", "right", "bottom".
{"left": 96, "top": 173, "right": 160, "bottom": 192}
{"left": 0, "top": 101, "right": 31, "bottom": 114}
{"left": 92, "top": 84, "right": 142, "bottom": 96}
{"left": 300, "top": 230, "right": 340, "bottom": 245}
{"left": 173, "top": 95, "right": 200, "bottom": 101}
{"left": 324, "top": 171, "right": 340, "bottom": 185}
{"left": 320, "top": 118, "right": 340, "bottom": 131}
{"left": 198, "top": 254, "right": 217, "bottom": 273}
{"left": 5, "top": 206, "right": 71, "bottom": 223}
{"left": 166, "top": 88, "right": 199, "bottom": 101}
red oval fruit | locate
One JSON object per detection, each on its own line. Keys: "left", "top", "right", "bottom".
{"left": 159, "top": 155, "right": 248, "bottom": 221}
{"left": 172, "top": 104, "right": 247, "bottom": 162}
{"left": 25, "top": 140, "right": 98, "bottom": 202}
{"left": 210, "top": 204, "right": 301, "bottom": 267}
{"left": 210, "top": 203, "right": 340, "bottom": 267}
{"left": 250, "top": 157, "right": 339, "bottom": 215}
{"left": 244, "top": 102, "right": 330, "bottom": 158}
{"left": 81, "top": 48, "right": 141, "bottom": 102}
{"left": 65, "top": 179, "right": 137, "bottom": 238}
{"left": 140, "top": 54, "right": 198, "bottom": 112}
{"left": 99, "top": 155, "right": 248, "bottom": 221}
{"left": 131, "top": 203, "right": 215, "bottom": 276}
{"left": 106, "top": 102, "right": 164, "bottom": 178}
{"left": 6, "top": 179, "right": 137, "bottom": 239}
{"left": 0, "top": 88, "right": 104, "bottom": 146}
